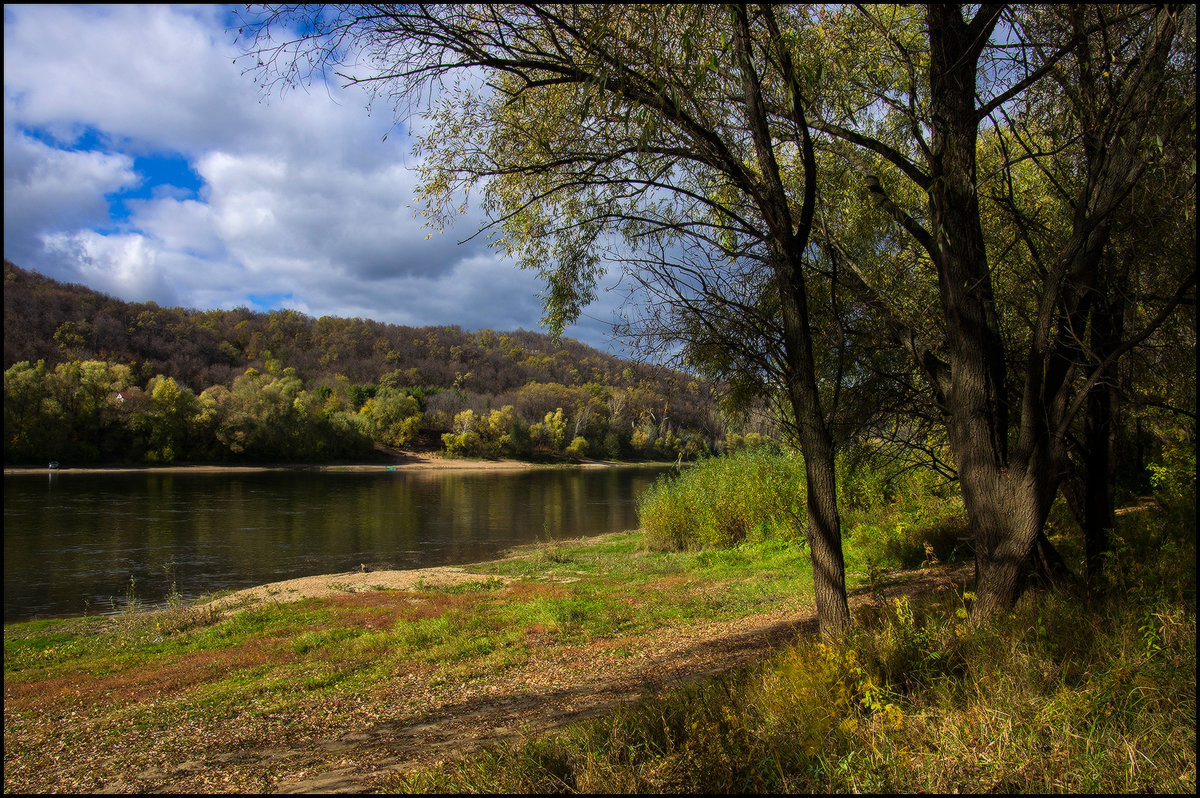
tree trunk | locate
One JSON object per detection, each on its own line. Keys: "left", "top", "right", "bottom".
{"left": 926, "top": 5, "right": 1042, "bottom": 617}
{"left": 1081, "top": 295, "right": 1123, "bottom": 585}
{"left": 1030, "top": 529, "right": 1071, "bottom": 587}
{"left": 966, "top": 473, "right": 1057, "bottom": 617}
{"left": 772, "top": 243, "right": 851, "bottom": 641}
{"left": 1082, "top": 399, "right": 1117, "bottom": 585}
{"left": 732, "top": 3, "right": 853, "bottom": 641}
{"left": 795, "top": 411, "right": 851, "bottom": 640}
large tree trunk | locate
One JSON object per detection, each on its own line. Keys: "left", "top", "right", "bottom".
{"left": 926, "top": 5, "right": 1048, "bottom": 617}
{"left": 964, "top": 466, "right": 1060, "bottom": 617}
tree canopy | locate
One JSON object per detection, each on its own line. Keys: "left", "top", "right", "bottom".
{"left": 236, "top": 4, "right": 1196, "bottom": 632}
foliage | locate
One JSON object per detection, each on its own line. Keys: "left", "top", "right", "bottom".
{"left": 442, "top": 405, "right": 531, "bottom": 459}
{"left": 1148, "top": 439, "right": 1197, "bottom": 523}
{"left": 527, "top": 408, "right": 566, "bottom": 453}
{"left": 3, "top": 261, "right": 723, "bottom": 453}
{"left": 358, "top": 387, "right": 422, "bottom": 448}
{"left": 837, "top": 444, "right": 970, "bottom": 571}
{"left": 2, "top": 360, "right": 377, "bottom": 464}
{"left": 638, "top": 448, "right": 807, "bottom": 551}
{"left": 4, "top": 262, "right": 733, "bottom": 465}
{"left": 637, "top": 444, "right": 971, "bottom": 567}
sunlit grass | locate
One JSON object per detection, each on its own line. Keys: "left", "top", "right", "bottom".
{"left": 386, "top": 505, "right": 1196, "bottom": 794}
{"left": 2, "top": 527, "right": 820, "bottom": 737}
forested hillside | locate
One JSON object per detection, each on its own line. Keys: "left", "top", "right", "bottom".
{"left": 4, "top": 261, "right": 754, "bottom": 465}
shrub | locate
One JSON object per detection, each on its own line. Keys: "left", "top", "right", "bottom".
{"left": 565, "top": 435, "right": 589, "bottom": 459}
{"left": 442, "top": 405, "right": 531, "bottom": 458}
{"left": 359, "top": 387, "right": 422, "bottom": 448}
{"left": 638, "top": 448, "right": 806, "bottom": 551}
{"left": 1148, "top": 439, "right": 1197, "bottom": 526}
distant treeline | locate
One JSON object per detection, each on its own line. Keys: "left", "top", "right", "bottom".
{"left": 3, "top": 262, "right": 770, "bottom": 465}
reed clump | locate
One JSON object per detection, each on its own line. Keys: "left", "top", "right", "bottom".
{"left": 637, "top": 447, "right": 806, "bottom": 551}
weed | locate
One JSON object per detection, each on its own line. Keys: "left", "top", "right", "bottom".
{"left": 531, "top": 519, "right": 573, "bottom": 564}
{"left": 163, "top": 560, "right": 183, "bottom": 610}
{"left": 418, "top": 577, "right": 507, "bottom": 595}
{"left": 123, "top": 574, "right": 141, "bottom": 614}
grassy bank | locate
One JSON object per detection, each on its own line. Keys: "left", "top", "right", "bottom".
{"left": 3, "top": 528, "right": 823, "bottom": 792}
{"left": 389, "top": 500, "right": 1196, "bottom": 793}
{"left": 4, "top": 449, "right": 1194, "bottom": 793}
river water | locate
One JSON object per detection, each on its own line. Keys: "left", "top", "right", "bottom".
{"left": 3, "top": 465, "right": 670, "bottom": 623}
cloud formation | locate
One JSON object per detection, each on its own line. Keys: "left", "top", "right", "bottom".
{"left": 2, "top": 4, "right": 625, "bottom": 352}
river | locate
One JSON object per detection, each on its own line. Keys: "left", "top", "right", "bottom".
{"left": 2, "top": 465, "right": 670, "bottom": 623}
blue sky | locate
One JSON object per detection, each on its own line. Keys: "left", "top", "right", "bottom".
{"left": 3, "top": 4, "right": 627, "bottom": 353}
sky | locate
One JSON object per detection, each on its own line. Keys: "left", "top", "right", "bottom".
{"left": 2, "top": 4, "right": 628, "bottom": 354}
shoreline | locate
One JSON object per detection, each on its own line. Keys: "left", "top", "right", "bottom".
{"left": 3, "top": 531, "right": 632, "bottom": 628}
{"left": 3, "top": 452, "right": 669, "bottom": 476}
{"left": 200, "top": 531, "right": 631, "bottom": 615}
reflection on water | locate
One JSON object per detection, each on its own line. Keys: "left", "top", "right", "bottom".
{"left": 3, "top": 466, "right": 668, "bottom": 623}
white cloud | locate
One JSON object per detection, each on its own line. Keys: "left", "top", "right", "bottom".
{"left": 2, "top": 3, "right": 621, "bottom": 354}
{"left": 41, "top": 230, "right": 178, "bottom": 305}
{"left": 2, "top": 124, "right": 138, "bottom": 268}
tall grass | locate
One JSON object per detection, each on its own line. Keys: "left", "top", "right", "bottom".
{"left": 637, "top": 446, "right": 970, "bottom": 571}
{"left": 637, "top": 447, "right": 806, "bottom": 551}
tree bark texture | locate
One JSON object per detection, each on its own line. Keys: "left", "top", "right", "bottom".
{"left": 925, "top": 6, "right": 1041, "bottom": 617}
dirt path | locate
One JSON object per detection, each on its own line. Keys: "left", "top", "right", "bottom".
{"left": 93, "top": 562, "right": 967, "bottom": 794}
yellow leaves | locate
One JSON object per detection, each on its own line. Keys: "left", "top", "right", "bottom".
{"left": 882, "top": 702, "right": 905, "bottom": 730}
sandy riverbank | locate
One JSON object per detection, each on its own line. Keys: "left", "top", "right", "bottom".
{"left": 3, "top": 451, "right": 647, "bottom": 476}
{"left": 199, "top": 531, "right": 629, "bottom": 615}
{"left": 201, "top": 564, "right": 514, "bottom": 615}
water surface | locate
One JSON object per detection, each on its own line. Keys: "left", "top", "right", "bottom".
{"left": 3, "top": 466, "right": 668, "bottom": 623}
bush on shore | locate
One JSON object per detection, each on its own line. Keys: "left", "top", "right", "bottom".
{"left": 637, "top": 446, "right": 806, "bottom": 551}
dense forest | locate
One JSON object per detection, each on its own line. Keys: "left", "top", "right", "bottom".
{"left": 3, "top": 261, "right": 757, "bottom": 465}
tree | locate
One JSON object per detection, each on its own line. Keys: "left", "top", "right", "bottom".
{"left": 4, "top": 360, "right": 56, "bottom": 463}
{"left": 360, "top": 386, "right": 422, "bottom": 448}
{"left": 143, "top": 375, "right": 199, "bottom": 463}
{"left": 239, "top": 4, "right": 1195, "bottom": 625}
{"left": 807, "top": 4, "right": 1194, "bottom": 613}
{"left": 239, "top": 3, "right": 857, "bottom": 638}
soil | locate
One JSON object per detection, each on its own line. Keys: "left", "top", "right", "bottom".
{"left": 5, "top": 560, "right": 969, "bottom": 794}
{"left": 205, "top": 566, "right": 515, "bottom": 616}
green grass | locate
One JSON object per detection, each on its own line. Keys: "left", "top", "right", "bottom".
{"left": 385, "top": 502, "right": 1196, "bottom": 794}
{"left": 2, "top": 530, "right": 820, "bottom": 743}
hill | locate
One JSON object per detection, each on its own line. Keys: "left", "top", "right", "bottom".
{"left": 4, "top": 260, "right": 694, "bottom": 398}
{"left": 3, "top": 261, "right": 753, "bottom": 465}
